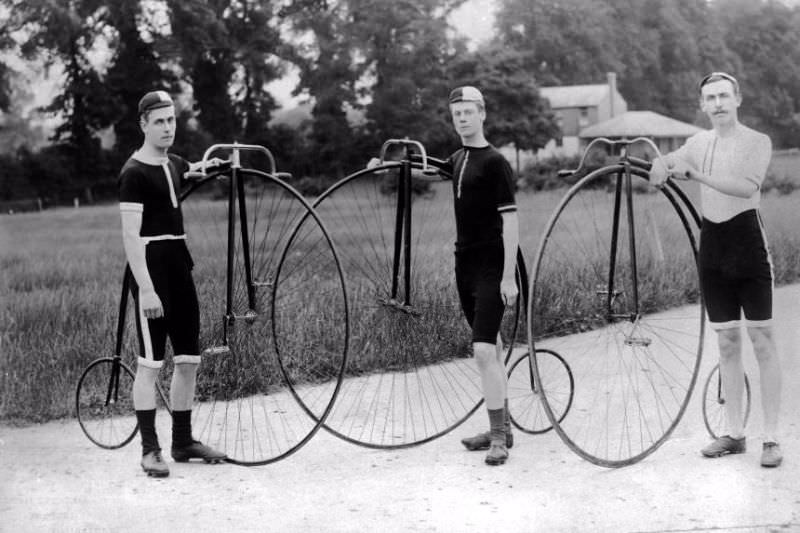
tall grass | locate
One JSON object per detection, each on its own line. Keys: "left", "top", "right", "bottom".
{"left": 3, "top": 185, "right": 800, "bottom": 423}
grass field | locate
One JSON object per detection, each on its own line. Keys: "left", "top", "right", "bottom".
{"left": 3, "top": 181, "right": 800, "bottom": 424}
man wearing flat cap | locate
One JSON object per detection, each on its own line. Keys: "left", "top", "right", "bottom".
{"left": 119, "top": 90, "right": 225, "bottom": 477}
{"left": 444, "top": 86, "right": 519, "bottom": 466}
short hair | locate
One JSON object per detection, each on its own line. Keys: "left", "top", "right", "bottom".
{"left": 699, "top": 72, "right": 740, "bottom": 96}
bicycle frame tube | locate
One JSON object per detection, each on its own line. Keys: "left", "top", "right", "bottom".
{"left": 624, "top": 160, "right": 641, "bottom": 318}
{"left": 402, "top": 158, "right": 413, "bottom": 306}
{"left": 108, "top": 268, "right": 132, "bottom": 405}
{"left": 390, "top": 164, "right": 406, "bottom": 302}
{"left": 225, "top": 163, "right": 237, "bottom": 341}
{"left": 115, "top": 268, "right": 131, "bottom": 356}
{"left": 235, "top": 163, "right": 257, "bottom": 313}
{"left": 607, "top": 171, "right": 623, "bottom": 318}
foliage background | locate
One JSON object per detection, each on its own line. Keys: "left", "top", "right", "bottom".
{"left": 0, "top": 0, "right": 799, "bottom": 208}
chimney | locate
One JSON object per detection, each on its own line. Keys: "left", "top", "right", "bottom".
{"left": 607, "top": 72, "right": 617, "bottom": 118}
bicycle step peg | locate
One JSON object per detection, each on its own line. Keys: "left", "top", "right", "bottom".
{"left": 202, "top": 346, "right": 231, "bottom": 356}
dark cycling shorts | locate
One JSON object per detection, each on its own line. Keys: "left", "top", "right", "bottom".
{"left": 132, "top": 240, "right": 200, "bottom": 368}
{"left": 455, "top": 242, "right": 505, "bottom": 344}
{"left": 699, "top": 209, "right": 773, "bottom": 330}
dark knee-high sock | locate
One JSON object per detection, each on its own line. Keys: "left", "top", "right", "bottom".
{"left": 136, "top": 409, "right": 159, "bottom": 455}
{"left": 172, "top": 410, "right": 193, "bottom": 448}
{"left": 488, "top": 408, "right": 505, "bottom": 443}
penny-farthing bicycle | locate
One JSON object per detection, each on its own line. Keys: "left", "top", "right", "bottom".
{"left": 286, "top": 138, "right": 573, "bottom": 448}
{"left": 76, "top": 143, "right": 349, "bottom": 465}
{"left": 528, "top": 137, "right": 705, "bottom": 467}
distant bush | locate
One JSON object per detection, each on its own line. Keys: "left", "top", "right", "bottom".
{"left": 518, "top": 151, "right": 612, "bottom": 191}
{"left": 762, "top": 171, "right": 799, "bottom": 195}
{"left": 291, "top": 175, "right": 342, "bottom": 198}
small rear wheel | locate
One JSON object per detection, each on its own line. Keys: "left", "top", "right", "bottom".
{"left": 76, "top": 357, "right": 138, "bottom": 449}
{"left": 701, "top": 363, "right": 751, "bottom": 439}
{"left": 507, "top": 349, "right": 574, "bottom": 434}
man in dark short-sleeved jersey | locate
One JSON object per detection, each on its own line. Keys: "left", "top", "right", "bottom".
{"left": 443, "top": 86, "right": 520, "bottom": 466}
{"left": 119, "top": 91, "right": 225, "bottom": 477}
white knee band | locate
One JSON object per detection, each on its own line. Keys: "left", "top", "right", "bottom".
{"left": 174, "top": 354, "right": 201, "bottom": 365}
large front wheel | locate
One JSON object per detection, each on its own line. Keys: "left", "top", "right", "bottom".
{"left": 180, "top": 170, "right": 348, "bottom": 465}
{"left": 528, "top": 167, "right": 704, "bottom": 467}
{"left": 295, "top": 164, "right": 526, "bottom": 448}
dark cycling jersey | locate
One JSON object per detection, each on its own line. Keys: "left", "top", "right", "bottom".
{"left": 443, "top": 145, "right": 516, "bottom": 344}
{"left": 443, "top": 145, "right": 516, "bottom": 250}
{"left": 119, "top": 153, "right": 200, "bottom": 367}
{"left": 119, "top": 154, "right": 190, "bottom": 239}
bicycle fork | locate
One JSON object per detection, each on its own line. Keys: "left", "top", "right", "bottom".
{"left": 602, "top": 157, "right": 651, "bottom": 347}
{"left": 209, "top": 147, "right": 261, "bottom": 355}
{"left": 382, "top": 156, "right": 419, "bottom": 316}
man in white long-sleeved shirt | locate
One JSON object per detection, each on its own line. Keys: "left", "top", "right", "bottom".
{"left": 651, "top": 72, "right": 783, "bottom": 468}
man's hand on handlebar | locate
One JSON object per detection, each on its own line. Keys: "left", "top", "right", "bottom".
{"left": 665, "top": 156, "right": 693, "bottom": 181}
{"left": 649, "top": 156, "right": 670, "bottom": 188}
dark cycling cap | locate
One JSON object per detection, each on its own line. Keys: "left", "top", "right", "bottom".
{"left": 138, "top": 91, "right": 174, "bottom": 115}
{"left": 449, "top": 86, "right": 485, "bottom": 104}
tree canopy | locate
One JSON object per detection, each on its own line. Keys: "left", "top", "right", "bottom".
{"left": 1, "top": 0, "right": 799, "bottom": 205}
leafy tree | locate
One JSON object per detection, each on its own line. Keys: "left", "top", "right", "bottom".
{"left": 283, "top": 1, "right": 361, "bottom": 177}
{"left": 166, "top": 0, "right": 287, "bottom": 142}
{"left": 451, "top": 43, "right": 560, "bottom": 173}
{"left": 104, "top": 1, "right": 177, "bottom": 157}
{"left": 494, "top": 0, "right": 622, "bottom": 86}
{"left": 347, "top": 0, "right": 467, "bottom": 156}
{"left": 715, "top": 0, "right": 800, "bottom": 147}
{"left": 6, "top": 0, "right": 115, "bottom": 193}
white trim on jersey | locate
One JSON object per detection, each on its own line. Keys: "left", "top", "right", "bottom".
{"left": 457, "top": 151, "right": 469, "bottom": 199}
{"left": 120, "top": 202, "right": 143, "bottom": 213}
{"left": 162, "top": 161, "right": 178, "bottom": 208}
{"left": 497, "top": 204, "right": 517, "bottom": 213}
{"left": 142, "top": 234, "right": 187, "bottom": 243}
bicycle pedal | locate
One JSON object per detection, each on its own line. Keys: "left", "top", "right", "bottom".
{"left": 202, "top": 346, "right": 231, "bottom": 356}
{"left": 233, "top": 310, "right": 258, "bottom": 324}
{"left": 624, "top": 336, "right": 652, "bottom": 347}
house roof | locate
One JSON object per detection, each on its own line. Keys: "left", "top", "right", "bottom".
{"left": 539, "top": 84, "right": 611, "bottom": 108}
{"left": 579, "top": 111, "right": 702, "bottom": 139}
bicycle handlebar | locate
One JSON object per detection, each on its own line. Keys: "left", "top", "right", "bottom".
{"left": 190, "top": 143, "right": 283, "bottom": 179}
{"left": 379, "top": 139, "right": 438, "bottom": 175}
{"left": 559, "top": 137, "right": 663, "bottom": 178}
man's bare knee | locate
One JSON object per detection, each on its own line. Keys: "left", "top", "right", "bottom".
{"left": 473, "top": 342, "right": 497, "bottom": 369}
{"left": 747, "top": 326, "right": 778, "bottom": 363}
{"left": 717, "top": 328, "right": 741, "bottom": 360}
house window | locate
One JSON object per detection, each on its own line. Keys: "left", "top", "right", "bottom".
{"left": 578, "top": 107, "right": 589, "bottom": 128}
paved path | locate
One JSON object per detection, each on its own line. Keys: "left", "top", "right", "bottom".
{"left": 2, "top": 286, "right": 799, "bottom": 533}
